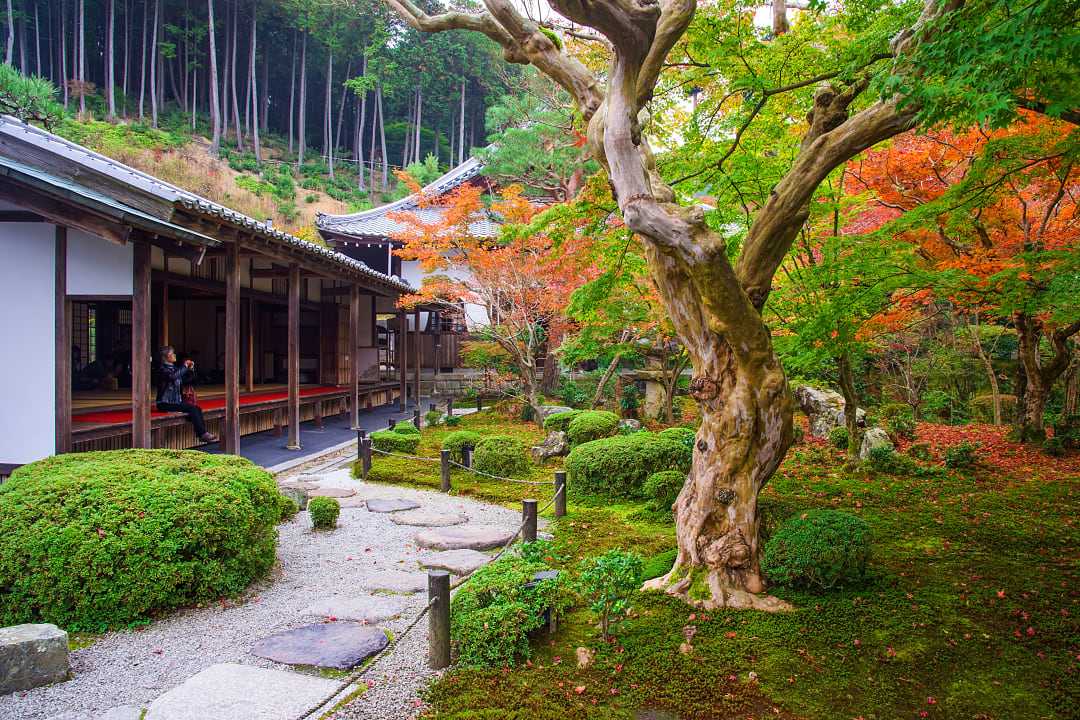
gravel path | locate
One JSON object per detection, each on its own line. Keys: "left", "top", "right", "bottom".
{"left": 0, "top": 465, "right": 520, "bottom": 720}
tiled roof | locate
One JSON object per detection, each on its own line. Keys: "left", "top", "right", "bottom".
{"left": 317, "top": 156, "right": 499, "bottom": 239}
{"left": 0, "top": 115, "right": 414, "bottom": 293}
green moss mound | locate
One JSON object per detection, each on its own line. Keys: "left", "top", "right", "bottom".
{"left": 658, "top": 426, "right": 696, "bottom": 452}
{"left": 543, "top": 410, "right": 583, "bottom": 432}
{"left": 762, "top": 509, "right": 870, "bottom": 591}
{"left": 442, "top": 430, "right": 483, "bottom": 464}
{"left": 566, "top": 432, "right": 691, "bottom": 499}
{"left": 308, "top": 496, "right": 340, "bottom": 530}
{"left": 371, "top": 430, "right": 421, "bottom": 454}
{"left": 472, "top": 435, "right": 531, "bottom": 477}
{"left": 640, "top": 548, "right": 678, "bottom": 582}
{"left": 643, "top": 470, "right": 686, "bottom": 515}
{"left": 392, "top": 420, "right": 421, "bottom": 436}
{"left": 0, "top": 450, "right": 284, "bottom": 632}
{"left": 566, "top": 410, "right": 620, "bottom": 446}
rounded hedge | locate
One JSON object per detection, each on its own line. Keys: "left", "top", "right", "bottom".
{"left": 643, "top": 470, "right": 686, "bottom": 514}
{"left": 442, "top": 430, "right": 483, "bottom": 464}
{"left": 828, "top": 426, "right": 849, "bottom": 449}
{"left": 566, "top": 432, "right": 691, "bottom": 499}
{"left": 566, "top": 410, "right": 620, "bottom": 446}
{"left": 392, "top": 420, "right": 421, "bottom": 436}
{"left": 370, "top": 430, "right": 420, "bottom": 454}
{"left": 308, "top": 496, "right": 340, "bottom": 530}
{"left": 762, "top": 509, "right": 870, "bottom": 591}
{"left": 472, "top": 435, "right": 531, "bottom": 477}
{"left": 0, "top": 450, "right": 285, "bottom": 632}
{"left": 543, "top": 410, "right": 583, "bottom": 432}
{"left": 658, "top": 426, "right": 696, "bottom": 452}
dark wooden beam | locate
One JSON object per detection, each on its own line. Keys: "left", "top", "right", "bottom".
{"left": 350, "top": 285, "right": 360, "bottom": 429}
{"left": 55, "top": 226, "right": 71, "bottom": 454}
{"left": 131, "top": 240, "right": 152, "bottom": 448}
{"left": 0, "top": 210, "right": 45, "bottom": 222}
{"left": 150, "top": 270, "right": 321, "bottom": 311}
{"left": 0, "top": 181, "right": 131, "bottom": 245}
{"left": 398, "top": 310, "right": 408, "bottom": 412}
{"left": 246, "top": 298, "right": 255, "bottom": 393}
{"left": 413, "top": 307, "right": 421, "bottom": 408}
{"left": 287, "top": 263, "right": 301, "bottom": 450}
{"left": 223, "top": 240, "right": 241, "bottom": 453}
{"left": 160, "top": 281, "right": 170, "bottom": 345}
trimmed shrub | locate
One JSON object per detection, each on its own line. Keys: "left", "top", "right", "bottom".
{"left": 762, "top": 509, "right": 870, "bottom": 590}
{"left": 944, "top": 441, "right": 978, "bottom": 470}
{"left": 543, "top": 410, "right": 582, "bottom": 432}
{"left": 640, "top": 548, "right": 678, "bottom": 582}
{"left": 828, "top": 426, "right": 850, "bottom": 449}
{"left": 308, "top": 496, "right": 340, "bottom": 530}
{"left": 566, "top": 432, "right": 691, "bottom": 499}
{"left": 643, "top": 470, "right": 686, "bottom": 515}
{"left": 444, "top": 414, "right": 462, "bottom": 427}
{"left": 360, "top": 465, "right": 416, "bottom": 484}
{"left": 0, "top": 450, "right": 283, "bottom": 631}
{"left": 370, "top": 430, "right": 420, "bottom": 454}
{"left": 578, "top": 549, "right": 643, "bottom": 639}
{"left": 424, "top": 410, "right": 443, "bottom": 427}
{"left": 279, "top": 495, "right": 300, "bottom": 522}
{"left": 451, "top": 550, "right": 571, "bottom": 668}
{"left": 473, "top": 435, "right": 531, "bottom": 477}
{"left": 567, "top": 410, "right": 620, "bottom": 446}
{"left": 878, "top": 402, "right": 916, "bottom": 441}
{"left": 442, "top": 430, "right": 483, "bottom": 464}
{"left": 393, "top": 420, "right": 421, "bottom": 435}
{"left": 658, "top": 426, "right": 696, "bottom": 453}
{"left": 907, "top": 442, "right": 933, "bottom": 461}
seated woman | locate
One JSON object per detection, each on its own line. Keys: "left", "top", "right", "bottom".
{"left": 156, "top": 346, "right": 217, "bottom": 443}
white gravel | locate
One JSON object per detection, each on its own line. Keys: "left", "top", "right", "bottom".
{"left": 0, "top": 466, "right": 520, "bottom": 720}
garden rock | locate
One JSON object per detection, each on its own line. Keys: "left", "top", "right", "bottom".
{"left": 419, "top": 549, "right": 491, "bottom": 575}
{"left": 793, "top": 385, "right": 865, "bottom": 437}
{"left": 537, "top": 405, "right": 573, "bottom": 419}
{"left": 414, "top": 525, "right": 518, "bottom": 551}
{"left": 0, "top": 623, "right": 69, "bottom": 695}
{"left": 278, "top": 486, "right": 308, "bottom": 510}
{"left": 307, "top": 487, "right": 356, "bottom": 498}
{"left": 859, "top": 427, "right": 894, "bottom": 459}
{"left": 531, "top": 431, "right": 569, "bottom": 463}
{"left": 361, "top": 570, "right": 428, "bottom": 594}
{"left": 301, "top": 594, "right": 408, "bottom": 623}
{"left": 365, "top": 498, "right": 420, "bottom": 513}
{"left": 144, "top": 663, "right": 339, "bottom": 720}
{"left": 251, "top": 622, "right": 388, "bottom": 670}
{"left": 618, "top": 419, "right": 643, "bottom": 432}
{"left": 389, "top": 509, "right": 468, "bottom": 527}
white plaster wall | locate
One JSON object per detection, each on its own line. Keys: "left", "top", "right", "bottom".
{"left": 0, "top": 223, "right": 56, "bottom": 464}
{"left": 67, "top": 228, "right": 133, "bottom": 295}
{"left": 400, "top": 258, "right": 489, "bottom": 331}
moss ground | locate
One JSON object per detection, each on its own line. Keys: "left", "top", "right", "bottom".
{"left": 387, "top": 415, "right": 1078, "bottom": 720}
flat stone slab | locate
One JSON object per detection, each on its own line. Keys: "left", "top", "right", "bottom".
{"left": 144, "top": 663, "right": 339, "bottom": 720}
{"left": 307, "top": 468, "right": 355, "bottom": 486}
{"left": 0, "top": 622, "right": 69, "bottom": 695}
{"left": 337, "top": 495, "right": 367, "bottom": 508}
{"left": 361, "top": 570, "right": 428, "bottom": 594}
{"left": 301, "top": 595, "right": 408, "bottom": 623}
{"left": 278, "top": 481, "right": 319, "bottom": 491}
{"left": 414, "top": 525, "right": 517, "bottom": 551}
{"left": 307, "top": 487, "right": 356, "bottom": 498}
{"left": 390, "top": 509, "right": 468, "bottom": 527}
{"left": 366, "top": 497, "right": 421, "bottom": 513}
{"left": 420, "top": 549, "right": 491, "bottom": 575}
{"left": 251, "top": 622, "right": 388, "bottom": 670}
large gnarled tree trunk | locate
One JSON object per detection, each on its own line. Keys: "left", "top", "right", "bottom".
{"left": 383, "top": 0, "right": 962, "bottom": 609}
{"left": 1015, "top": 313, "right": 1080, "bottom": 441}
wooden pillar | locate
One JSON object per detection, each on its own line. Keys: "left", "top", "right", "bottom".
{"left": 160, "top": 281, "right": 169, "bottom": 346}
{"left": 349, "top": 284, "right": 361, "bottom": 429}
{"left": 131, "top": 240, "right": 152, "bottom": 449}
{"left": 413, "top": 307, "right": 421, "bottom": 405}
{"left": 287, "top": 263, "right": 301, "bottom": 450}
{"left": 398, "top": 309, "right": 408, "bottom": 411}
{"left": 223, "top": 241, "right": 241, "bottom": 454}
{"left": 433, "top": 310, "right": 442, "bottom": 376}
{"left": 54, "top": 226, "right": 71, "bottom": 454}
{"left": 245, "top": 298, "right": 255, "bottom": 393}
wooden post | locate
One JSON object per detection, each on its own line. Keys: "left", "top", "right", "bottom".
{"left": 131, "top": 240, "right": 152, "bottom": 449}
{"left": 413, "top": 307, "right": 421, "bottom": 405}
{"left": 245, "top": 298, "right": 255, "bottom": 393}
{"left": 160, "top": 280, "right": 169, "bottom": 346}
{"left": 398, "top": 309, "right": 407, "bottom": 411}
{"left": 428, "top": 570, "right": 451, "bottom": 670}
{"left": 361, "top": 436, "right": 372, "bottom": 479}
{"left": 387, "top": 416, "right": 395, "bottom": 429}
{"left": 522, "top": 499, "right": 538, "bottom": 542}
{"left": 413, "top": 408, "right": 421, "bottom": 429}
{"left": 462, "top": 446, "right": 472, "bottom": 469}
{"left": 554, "top": 471, "right": 567, "bottom": 518}
{"left": 440, "top": 449, "right": 451, "bottom": 492}
{"left": 446, "top": 397, "right": 453, "bottom": 416}
{"left": 356, "top": 428, "right": 366, "bottom": 460}
{"left": 287, "top": 263, "right": 301, "bottom": 450}
{"left": 54, "top": 226, "right": 71, "bottom": 454}
{"left": 349, "top": 284, "right": 361, "bottom": 429}
{"left": 432, "top": 310, "right": 441, "bottom": 377}
{"left": 223, "top": 240, "right": 241, "bottom": 454}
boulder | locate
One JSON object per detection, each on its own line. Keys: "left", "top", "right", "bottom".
{"left": 278, "top": 485, "right": 308, "bottom": 511}
{"left": 537, "top": 405, "right": 574, "bottom": 420}
{"left": 531, "top": 431, "right": 569, "bottom": 463}
{"left": 0, "top": 623, "right": 69, "bottom": 695}
{"left": 793, "top": 385, "right": 865, "bottom": 438}
{"left": 859, "top": 427, "right": 894, "bottom": 459}
{"left": 618, "top": 419, "right": 643, "bottom": 433}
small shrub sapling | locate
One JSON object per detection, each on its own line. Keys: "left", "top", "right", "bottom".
{"left": 578, "top": 549, "right": 644, "bottom": 640}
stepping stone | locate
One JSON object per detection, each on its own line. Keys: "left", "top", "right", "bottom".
{"left": 337, "top": 495, "right": 366, "bottom": 509}
{"left": 390, "top": 509, "right": 468, "bottom": 527}
{"left": 310, "top": 468, "right": 355, "bottom": 486}
{"left": 307, "top": 487, "right": 356, "bottom": 498}
{"left": 278, "top": 481, "right": 319, "bottom": 491}
{"left": 251, "top": 623, "right": 388, "bottom": 670}
{"left": 145, "top": 663, "right": 338, "bottom": 720}
{"left": 366, "top": 497, "right": 420, "bottom": 513}
{"left": 420, "top": 549, "right": 491, "bottom": 575}
{"left": 414, "top": 525, "right": 517, "bottom": 551}
{"left": 301, "top": 595, "right": 408, "bottom": 623}
{"left": 362, "top": 570, "right": 428, "bottom": 594}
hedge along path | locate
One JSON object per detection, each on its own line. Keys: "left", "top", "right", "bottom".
{"left": 369, "top": 446, "right": 552, "bottom": 486}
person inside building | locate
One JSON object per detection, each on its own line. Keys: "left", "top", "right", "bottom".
{"left": 156, "top": 345, "right": 217, "bottom": 443}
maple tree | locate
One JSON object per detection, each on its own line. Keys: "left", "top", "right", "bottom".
{"left": 391, "top": 172, "right": 597, "bottom": 420}
{"left": 847, "top": 113, "right": 1080, "bottom": 441}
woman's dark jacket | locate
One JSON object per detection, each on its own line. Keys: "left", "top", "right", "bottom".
{"left": 156, "top": 363, "right": 194, "bottom": 404}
